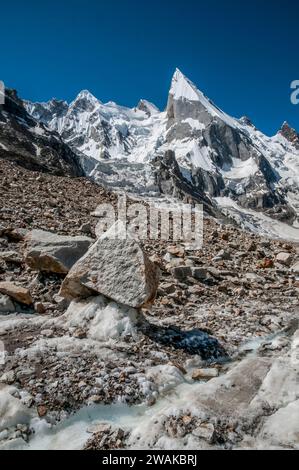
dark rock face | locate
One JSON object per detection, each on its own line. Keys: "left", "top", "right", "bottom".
{"left": 279, "top": 122, "right": 299, "bottom": 149}
{"left": 204, "top": 120, "right": 256, "bottom": 166}
{"left": 152, "top": 150, "right": 217, "bottom": 217}
{"left": 0, "top": 89, "right": 83, "bottom": 176}
{"left": 165, "top": 79, "right": 296, "bottom": 222}
{"left": 167, "top": 90, "right": 256, "bottom": 168}
{"left": 191, "top": 167, "right": 225, "bottom": 198}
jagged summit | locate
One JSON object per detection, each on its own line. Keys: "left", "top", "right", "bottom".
{"left": 137, "top": 99, "right": 159, "bottom": 116}
{"left": 44, "top": 97, "right": 68, "bottom": 107}
{"left": 71, "top": 89, "right": 100, "bottom": 109}
{"left": 239, "top": 116, "right": 255, "bottom": 127}
{"left": 279, "top": 121, "right": 299, "bottom": 148}
{"left": 24, "top": 97, "right": 68, "bottom": 124}
{"left": 167, "top": 68, "right": 240, "bottom": 131}
{"left": 280, "top": 121, "right": 297, "bottom": 134}
{"left": 75, "top": 89, "right": 98, "bottom": 101}
{"left": 21, "top": 71, "right": 299, "bottom": 237}
{"left": 169, "top": 68, "right": 201, "bottom": 102}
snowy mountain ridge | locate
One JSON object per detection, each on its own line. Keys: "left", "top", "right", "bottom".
{"left": 23, "top": 69, "right": 299, "bottom": 240}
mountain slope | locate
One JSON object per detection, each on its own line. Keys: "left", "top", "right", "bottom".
{"left": 163, "top": 70, "right": 297, "bottom": 223}
{"left": 24, "top": 90, "right": 161, "bottom": 163}
{"left": 24, "top": 69, "right": 299, "bottom": 238}
{"left": 0, "top": 89, "right": 83, "bottom": 176}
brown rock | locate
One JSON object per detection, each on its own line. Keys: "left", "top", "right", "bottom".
{"left": 0, "top": 281, "right": 33, "bottom": 305}
{"left": 34, "top": 302, "right": 46, "bottom": 314}
{"left": 167, "top": 245, "right": 185, "bottom": 257}
{"left": 221, "top": 232, "right": 230, "bottom": 241}
{"left": 37, "top": 405, "right": 48, "bottom": 418}
{"left": 258, "top": 258, "right": 274, "bottom": 269}
{"left": 192, "top": 368, "right": 219, "bottom": 381}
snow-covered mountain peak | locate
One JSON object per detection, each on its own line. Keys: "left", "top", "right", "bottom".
{"left": 22, "top": 73, "right": 299, "bottom": 239}
{"left": 137, "top": 99, "right": 160, "bottom": 116}
{"left": 239, "top": 116, "right": 255, "bottom": 128}
{"left": 23, "top": 86, "right": 166, "bottom": 167}
{"left": 75, "top": 89, "right": 98, "bottom": 101}
{"left": 24, "top": 98, "right": 68, "bottom": 123}
{"left": 168, "top": 68, "right": 240, "bottom": 131}
{"left": 44, "top": 98, "right": 69, "bottom": 109}
{"left": 170, "top": 68, "right": 201, "bottom": 102}
{"left": 70, "top": 89, "right": 100, "bottom": 110}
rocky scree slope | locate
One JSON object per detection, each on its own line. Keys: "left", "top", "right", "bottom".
{"left": 0, "top": 161, "right": 298, "bottom": 449}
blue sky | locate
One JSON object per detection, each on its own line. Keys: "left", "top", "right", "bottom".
{"left": 0, "top": 0, "right": 298, "bottom": 135}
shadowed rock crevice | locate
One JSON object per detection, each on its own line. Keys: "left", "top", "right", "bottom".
{"left": 139, "top": 316, "right": 228, "bottom": 361}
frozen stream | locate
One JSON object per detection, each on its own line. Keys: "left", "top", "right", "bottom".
{"left": 12, "top": 381, "right": 200, "bottom": 450}
{"left": 7, "top": 329, "right": 291, "bottom": 450}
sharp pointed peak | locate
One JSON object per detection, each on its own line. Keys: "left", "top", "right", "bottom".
{"left": 173, "top": 67, "right": 185, "bottom": 77}
{"left": 168, "top": 68, "right": 241, "bottom": 129}
{"left": 75, "top": 89, "right": 100, "bottom": 103}
{"left": 278, "top": 121, "right": 299, "bottom": 147}
{"left": 279, "top": 121, "right": 298, "bottom": 135}
{"left": 170, "top": 68, "right": 200, "bottom": 102}
{"left": 280, "top": 121, "right": 292, "bottom": 130}
{"left": 172, "top": 67, "right": 194, "bottom": 84}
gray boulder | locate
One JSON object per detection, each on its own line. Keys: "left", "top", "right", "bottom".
{"left": 171, "top": 266, "right": 192, "bottom": 281}
{"left": 191, "top": 267, "right": 210, "bottom": 281}
{"left": 0, "top": 251, "right": 22, "bottom": 264}
{"left": 276, "top": 252, "right": 293, "bottom": 267}
{"left": 24, "top": 230, "right": 93, "bottom": 274}
{"left": 0, "top": 294, "right": 15, "bottom": 314}
{"left": 291, "top": 261, "right": 299, "bottom": 273}
{"left": 60, "top": 238, "right": 160, "bottom": 308}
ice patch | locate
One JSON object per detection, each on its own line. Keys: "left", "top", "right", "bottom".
{"left": 0, "top": 142, "right": 8, "bottom": 151}
{"left": 221, "top": 157, "right": 259, "bottom": 179}
{"left": 62, "top": 296, "right": 139, "bottom": 342}
{"left": 216, "top": 197, "right": 299, "bottom": 242}
{"left": 182, "top": 118, "right": 205, "bottom": 131}
{"left": 0, "top": 386, "right": 33, "bottom": 432}
{"left": 30, "top": 125, "right": 45, "bottom": 136}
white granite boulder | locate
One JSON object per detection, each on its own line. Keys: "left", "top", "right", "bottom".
{"left": 60, "top": 238, "right": 160, "bottom": 308}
